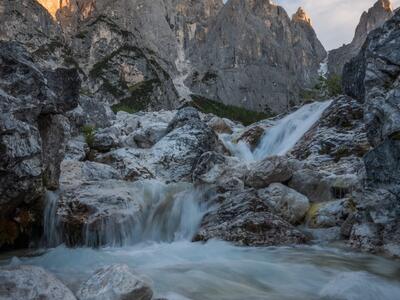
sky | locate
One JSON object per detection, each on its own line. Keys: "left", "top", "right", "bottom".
{"left": 223, "top": 0, "right": 400, "bottom": 50}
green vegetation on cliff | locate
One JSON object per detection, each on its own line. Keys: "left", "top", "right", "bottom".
{"left": 191, "top": 95, "right": 272, "bottom": 126}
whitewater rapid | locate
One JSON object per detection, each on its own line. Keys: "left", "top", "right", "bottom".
{"left": 222, "top": 100, "right": 332, "bottom": 162}
{"left": 3, "top": 100, "right": 400, "bottom": 300}
{"left": 2, "top": 241, "right": 400, "bottom": 300}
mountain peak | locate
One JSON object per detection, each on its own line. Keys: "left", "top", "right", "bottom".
{"left": 292, "top": 7, "right": 312, "bottom": 25}
{"left": 375, "top": 0, "right": 392, "bottom": 12}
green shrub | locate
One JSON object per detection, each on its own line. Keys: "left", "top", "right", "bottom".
{"left": 82, "top": 125, "right": 95, "bottom": 148}
{"left": 327, "top": 74, "right": 343, "bottom": 97}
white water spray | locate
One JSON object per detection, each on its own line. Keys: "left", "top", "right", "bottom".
{"left": 222, "top": 100, "right": 332, "bottom": 162}
{"left": 42, "top": 181, "right": 209, "bottom": 248}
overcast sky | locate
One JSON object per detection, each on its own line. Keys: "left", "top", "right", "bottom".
{"left": 223, "top": 0, "right": 399, "bottom": 50}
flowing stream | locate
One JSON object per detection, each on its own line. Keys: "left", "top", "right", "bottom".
{"left": 2, "top": 101, "right": 400, "bottom": 299}
{"left": 222, "top": 100, "right": 332, "bottom": 162}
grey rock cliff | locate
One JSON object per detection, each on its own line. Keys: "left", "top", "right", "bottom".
{"left": 0, "top": 41, "right": 80, "bottom": 249}
{"left": 328, "top": 0, "right": 393, "bottom": 77}
{"left": 343, "top": 9, "right": 400, "bottom": 256}
{"left": 188, "top": 0, "right": 326, "bottom": 114}
{"left": 30, "top": 0, "right": 326, "bottom": 114}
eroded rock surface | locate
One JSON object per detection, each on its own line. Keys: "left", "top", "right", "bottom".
{"left": 0, "top": 41, "right": 79, "bottom": 249}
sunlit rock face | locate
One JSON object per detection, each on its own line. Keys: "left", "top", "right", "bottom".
{"left": 328, "top": 0, "right": 393, "bottom": 77}
{"left": 36, "top": 0, "right": 64, "bottom": 18}
{"left": 292, "top": 7, "right": 311, "bottom": 25}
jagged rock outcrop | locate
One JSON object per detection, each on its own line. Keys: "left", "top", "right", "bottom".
{"left": 189, "top": 0, "right": 326, "bottom": 114}
{"left": 3, "top": 0, "right": 327, "bottom": 115}
{"left": 0, "top": 41, "right": 80, "bottom": 249}
{"left": 342, "top": 8, "right": 400, "bottom": 257}
{"left": 328, "top": 0, "right": 393, "bottom": 77}
{"left": 193, "top": 189, "right": 309, "bottom": 246}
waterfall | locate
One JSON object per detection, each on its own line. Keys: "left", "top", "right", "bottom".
{"left": 43, "top": 181, "right": 209, "bottom": 248}
{"left": 318, "top": 55, "right": 329, "bottom": 79}
{"left": 223, "top": 100, "right": 332, "bottom": 162}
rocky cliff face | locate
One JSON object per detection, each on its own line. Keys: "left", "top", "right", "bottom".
{"left": 343, "top": 8, "right": 400, "bottom": 256}
{"left": 7, "top": 0, "right": 326, "bottom": 115}
{"left": 0, "top": 41, "right": 80, "bottom": 249}
{"left": 328, "top": 0, "right": 393, "bottom": 77}
{"left": 188, "top": 1, "right": 326, "bottom": 113}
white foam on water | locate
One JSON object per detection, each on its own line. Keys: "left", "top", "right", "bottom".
{"left": 221, "top": 100, "right": 332, "bottom": 162}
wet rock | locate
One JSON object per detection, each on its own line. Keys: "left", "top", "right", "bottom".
{"left": 349, "top": 223, "right": 381, "bottom": 253}
{"left": 57, "top": 180, "right": 144, "bottom": 247}
{"left": 306, "top": 199, "right": 356, "bottom": 229}
{"left": 236, "top": 125, "right": 265, "bottom": 150}
{"left": 305, "top": 227, "right": 342, "bottom": 242}
{"left": 192, "top": 151, "right": 247, "bottom": 192}
{"left": 245, "top": 156, "right": 293, "bottom": 189}
{"left": 194, "top": 190, "right": 308, "bottom": 246}
{"left": 95, "top": 148, "right": 154, "bottom": 182}
{"left": 257, "top": 183, "right": 310, "bottom": 225}
{"left": 60, "top": 160, "right": 122, "bottom": 189}
{"left": 77, "top": 264, "right": 153, "bottom": 300}
{"left": 207, "top": 116, "right": 234, "bottom": 134}
{"left": 0, "top": 265, "right": 76, "bottom": 300}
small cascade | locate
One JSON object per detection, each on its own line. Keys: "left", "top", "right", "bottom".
{"left": 222, "top": 100, "right": 332, "bottom": 162}
{"left": 43, "top": 181, "right": 209, "bottom": 248}
{"left": 318, "top": 55, "right": 329, "bottom": 79}
{"left": 42, "top": 191, "right": 62, "bottom": 248}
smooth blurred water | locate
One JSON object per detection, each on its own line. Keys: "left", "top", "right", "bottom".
{"left": 42, "top": 181, "right": 209, "bottom": 248}
{"left": 4, "top": 100, "right": 399, "bottom": 299}
{"left": 222, "top": 100, "right": 332, "bottom": 162}
{"left": 2, "top": 241, "right": 400, "bottom": 300}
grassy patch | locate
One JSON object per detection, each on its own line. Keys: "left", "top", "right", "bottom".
{"left": 300, "top": 75, "right": 343, "bottom": 102}
{"left": 190, "top": 95, "right": 272, "bottom": 126}
{"left": 111, "top": 79, "right": 159, "bottom": 114}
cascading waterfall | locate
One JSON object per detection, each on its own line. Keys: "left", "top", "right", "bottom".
{"left": 222, "top": 100, "right": 332, "bottom": 162}
{"left": 42, "top": 181, "right": 210, "bottom": 248}
{"left": 5, "top": 100, "right": 400, "bottom": 300}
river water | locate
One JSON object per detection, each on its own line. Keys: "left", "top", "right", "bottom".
{"left": 1, "top": 100, "right": 400, "bottom": 299}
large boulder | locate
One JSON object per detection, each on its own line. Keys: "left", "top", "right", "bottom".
{"left": 192, "top": 151, "right": 247, "bottom": 192}
{"left": 257, "top": 183, "right": 310, "bottom": 225}
{"left": 245, "top": 156, "right": 293, "bottom": 189}
{"left": 77, "top": 264, "right": 153, "bottom": 300}
{"left": 0, "top": 265, "right": 76, "bottom": 300}
{"left": 306, "top": 199, "right": 356, "bottom": 229}
{"left": 150, "top": 107, "right": 219, "bottom": 182}
{"left": 193, "top": 190, "right": 308, "bottom": 246}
